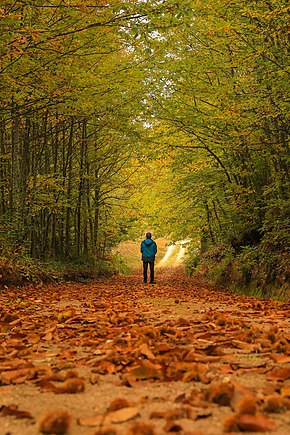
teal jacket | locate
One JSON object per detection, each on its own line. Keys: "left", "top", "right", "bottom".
{"left": 141, "top": 238, "right": 157, "bottom": 262}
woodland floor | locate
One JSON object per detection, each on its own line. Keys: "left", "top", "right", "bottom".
{"left": 0, "top": 267, "right": 290, "bottom": 435}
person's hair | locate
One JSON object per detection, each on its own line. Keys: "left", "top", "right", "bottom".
{"left": 146, "top": 232, "right": 152, "bottom": 239}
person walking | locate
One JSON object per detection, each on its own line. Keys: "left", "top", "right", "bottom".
{"left": 140, "top": 232, "right": 157, "bottom": 284}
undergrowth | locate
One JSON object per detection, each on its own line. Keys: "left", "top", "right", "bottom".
{"left": 185, "top": 244, "right": 290, "bottom": 302}
{"left": 0, "top": 252, "right": 120, "bottom": 288}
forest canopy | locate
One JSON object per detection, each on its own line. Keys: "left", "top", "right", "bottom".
{"left": 0, "top": 1, "right": 289, "bottom": 297}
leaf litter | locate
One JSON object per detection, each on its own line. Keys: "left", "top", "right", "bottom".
{"left": 0, "top": 267, "right": 289, "bottom": 434}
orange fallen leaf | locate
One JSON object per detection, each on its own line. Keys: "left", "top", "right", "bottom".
{"left": 262, "top": 395, "right": 290, "bottom": 413}
{"left": 270, "top": 355, "right": 290, "bottom": 364}
{"left": 127, "top": 422, "right": 156, "bottom": 434}
{"left": 267, "top": 367, "right": 290, "bottom": 381}
{"left": 281, "top": 385, "right": 290, "bottom": 397}
{"left": 40, "top": 377, "right": 85, "bottom": 394}
{"left": 231, "top": 340, "right": 256, "bottom": 350}
{"left": 90, "top": 373, "right": 100, "bottom": 385}
{"left": 57, "top": 309, "right": 76, "bottom": 323}
{"left": 109, "top": 407, "right": 140, "bottom": 423}
{"left": 184, "top": 350, "right": 222, "bottom": 363}
{"left": 139, "top": 343, "right": 156, "bottom": 360}
{"left": 0, "top": 367, "right": 34, "bottom": 384}
{"left": 39, "top": 379, "right": 59, "bottom": 393}
{"left": 150, "top": 411, "right": 166, "bottom": 419}
{"left": 163, "top": 420, "right": 183, "bottom": 432}
{"left": 93, "top": 360, "right": 116, "bottom": 375}
{"left": 129, "top": 360, "right": 162, "bottom": 380}
{"left": 164, "top": 407, "right": 192, "bottom": 420}
{"left": 78, "top": 415, "right": 105, "bottom": 427}
{"left": 39, "top": 411, "right": 71, "bottom": 434}
{"left": 55, "top": 377, "right": 85, "bottom": 394}
{"left": 78, "top": 407, "right": 139, "bottom": 427}
{"left": 237, "top": 413, "right": 276, "bottom": 432}
{"left": 230, "top": 381, "right": 257, "bottom": 413}
{"left": 44, "top": 332, "right": 53, "bottom": 341}
{"left": 107, "top": 398, "right": 131, "bottom": 412}
{"left": 230, "top": 359, "right": 266, "bottom": 370}
{"left": 179, "top": 362, "right": 209, "bottom": 383}
{"left": 8, "top": 317, "right": 23, "bottom": 326}
{"left": 204, "top": 382, "right": 234, "bottom": 406}
{"left": 224, "top": 413, "right": 276, "bottom": 433}
{"left": 0, "top": 405, "right": 33, "bottom": 419}
{"left": 155, "top": 343, "right": 172, "bottom": 353}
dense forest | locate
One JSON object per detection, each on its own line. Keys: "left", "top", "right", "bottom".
{"left": 0, "top": 1, "right": 289, "bottom": 298}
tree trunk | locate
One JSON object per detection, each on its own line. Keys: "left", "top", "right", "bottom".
{"left": 65, "top": 117, "right": 74, "bottom": 257}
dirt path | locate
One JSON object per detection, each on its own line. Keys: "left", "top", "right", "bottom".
{"left": 1, "top": 268, "right": 290, "bottom": 435}
{"left": 157, "top": 241, "right": 189, "bottom": 268}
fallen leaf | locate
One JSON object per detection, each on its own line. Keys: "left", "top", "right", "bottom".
{"left": 280, "top": 385, "right": 290, "bottom": 397}
{"left": 164, "top": 407, "right": 192, "bottom": 420}
{"left": 184, "top": 350, "right": 222, "bottom": 363}
{"left": 89, "top": 373, "right": 100, "bottom": 385}
{"left": 78, "top": 415, "right": 105, "bottom": 427}
{"left": 129, "top": 360, "right": 162, "bottom": 380}
{"left": 0, "top": 405, "right": 33, "bottom": 419}
{"left": 0, "top": 367, "right": 34, "bottom": 384}
{"left": 180, "top": 362, "right": 209, "bottom": 383}
{"left": 44, "top": 332, "right": 53, "bottom": 341}
{"left": 8, "top": 317, "right": 23, "bottom": 326}
{"left": 107, "top": 398, "right": 131, "bottom": 412}
{"left": 237, "top": 413, "right": 276, "bottom": 432}
{"left": 127, "top": 422, "right": 155, "bottom": 434}
{"left": 267, "top": 367, "right": 290, "bottom": 381}
{"left": 204, "top": 382, "right": 234, "bottom": 406}
{"left": 39, "top": 411, "right": 71, "bottom": 434}
{"left": 150, "top": 411, "right": 166, "bottom": 419}
{"left": 230, "top": 360, "right": 266, "bottom": 370}
{"left": 163, "top": 420, "right": 183, "bottom": 432}
{"left": 55, "top": 377, "right": 85, "bottom": 394}
{"left": 194, "top": 410, "right": 212, "bottom": 420}
{"left": 155, "top": 343, "right": 172, "bottom": 353}
{"left": 270, "top": 355, "right": 290, "bottom": 364}
{"left": 224, "top": 413, "right": 276, "bottom": 433}
{"left": 78, "top": 407, "right": 139, "bottom": 427}
{"left": 139, "top": 343, "right": 156, "bottom": 360}
{"left": 262, "top": 395, "right": 290, "bottom": 413}
{"left": 230, "top": 381, "right": 257, "bottom": 413}
{"left": 109, "top": 407, "right": 140, "bottom": 423}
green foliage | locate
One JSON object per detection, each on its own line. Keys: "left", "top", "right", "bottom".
{"left": 111, "top": 252, "right": 131, "bottom": 276}
{"left": 0, "top": 0, "right": 154, "bottom": 265}
{"left": 184, "top": 244, "right": 201, "bottom": 276}
{"left": 130, "top": 0, "right": 290, "bottom": 296}
{"left": 0, "top": 0, "right": 289, "bottom": 296}
{"left": 185, "top": 243, "right": 289, "bottom": 301}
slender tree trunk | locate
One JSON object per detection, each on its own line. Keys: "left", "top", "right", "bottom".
{"left": 51, "top": 117, "right": 58, "bottom": 257}
{"left": 76, "top": 120, "right": 86, "bottom": 257}
{"left": 21, "top": 117, "right": 30, "bottom": 237}
{"left": 11, "top": 103, "right": 23, "bottom": 243}
{"left": 65, "top": 117, "right": 74, "bottom": 257}
{"left": 0, "top": 120, "right": 6, "bottom": 215}
{"left": 42, "top": 110, "right": 50, "bottom": 255}
{"left": 205, "top": 201, "right": 214, "bottom": 244}
{"left": 29, "top": 121, "right": 37, "bottom": 257}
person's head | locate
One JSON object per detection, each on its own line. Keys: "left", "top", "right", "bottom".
{"left": 146, "top": 232, "right": 152, "bottom": 239}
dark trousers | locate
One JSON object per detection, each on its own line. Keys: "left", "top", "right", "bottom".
{"left": 143, "top": 261, "right": 155, "bottom": 283}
